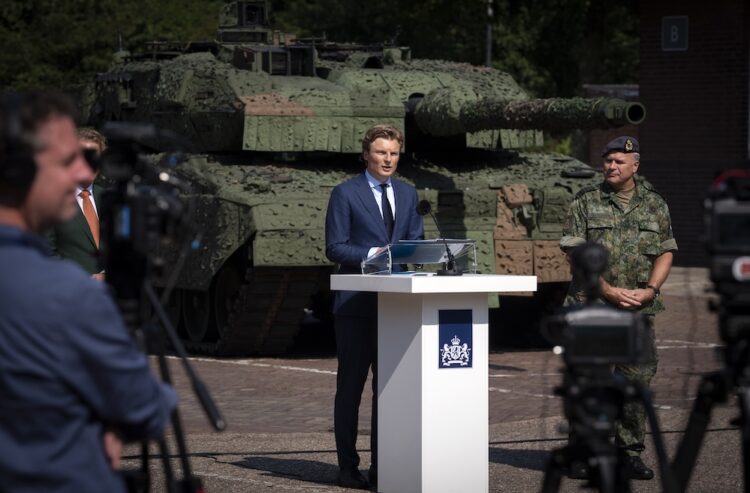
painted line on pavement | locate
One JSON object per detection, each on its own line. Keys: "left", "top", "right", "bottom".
{"left": 171, "top": 356, "right": 337, "bottom": 375}
{"left": 658, "top": 339, "right": 719, "bottom": 346}
{"left": 489, "top": 386, "right": 557, "bottom": 399}
{"left": 490, "top": 373, "right": 560, "bottom": 378}
{"left": 489, "top": 387, "right": 686, "bottom": 410}
{"left": 196, "top": 470, "right": 334, "bottom": 490}
{"left": 656, "top": 344, "right": 719, "bottom": 349}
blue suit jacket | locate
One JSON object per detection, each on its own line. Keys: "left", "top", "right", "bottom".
{"left": 325, "top": 172, "right": 424, "bottom": 317}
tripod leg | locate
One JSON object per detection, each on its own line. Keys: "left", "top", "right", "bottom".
{"left": 157, "top": 437, "right": 176, "bottom": 493}
{"left": 155, "top": 346, "right": 202, "bottom": 493}
{"left": 541, "top": 448, "right": 566, "bottom": 493}
{"left": 122, "top": 441, "right": 152, "bottom": 493}
{"left": 638, "top": 385, "right": 679, "bottom": 493}
{"left": 672, "top": 372, "right": 728, "bottom": 491}
{"left": 738, "top": 386, "right": 750, "bottom": 493}
{"left": 593, "top": 455, "right": 624, "bottom": 493}
{"left": 145, "top": 284, "right": 206, "bottom": 493}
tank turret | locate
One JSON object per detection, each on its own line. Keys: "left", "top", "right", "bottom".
{"left": 84, "top": 0, "right": 647, "bottom": 355}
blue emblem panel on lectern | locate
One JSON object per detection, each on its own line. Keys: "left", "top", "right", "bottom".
{"left": 438, "top": 309, "right": 472, "bottom": 369}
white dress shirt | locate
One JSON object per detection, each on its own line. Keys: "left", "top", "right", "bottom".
{"left": 76, "top": 185, "right": 99, "bottom": 217}
{"left": 365, "top": 170, "right": 396, "bottom": 258}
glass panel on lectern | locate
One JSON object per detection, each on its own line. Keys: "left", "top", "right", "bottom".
{"left": 360, "top": 239, "right": 477, "bottom": 275}
{"left": 360, "top": 246, "right": 393, "bottom": 274}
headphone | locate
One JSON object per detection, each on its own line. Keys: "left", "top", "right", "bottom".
{"left": 0, "top": 92, "right": 37, "bottom": 190}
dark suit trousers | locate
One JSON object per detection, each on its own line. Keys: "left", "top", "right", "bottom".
{"left": 334, "top": 315, "right": 377, "bottom": 470}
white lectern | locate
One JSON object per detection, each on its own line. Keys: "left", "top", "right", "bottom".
{"left": 330, "top": 274, "right": 537, "bottom": 493}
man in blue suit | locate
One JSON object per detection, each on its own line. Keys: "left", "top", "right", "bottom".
{"left": 325, "top": 124, "right": 424, "bottom": 489}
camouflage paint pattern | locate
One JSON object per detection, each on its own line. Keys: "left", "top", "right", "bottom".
{"left": 168, "top": 150, "right": 602, "bottom": 289}
{"left": 414, "top": 94, "right": 644, "bottom": 136}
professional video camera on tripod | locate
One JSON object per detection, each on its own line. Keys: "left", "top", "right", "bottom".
{"left": 98, "top": 122, "right": 225, "bottom": 493}
{"left": 670, "top": 170, "right": 750, "bottom": 492}
{"left": 541, "top": 243, "right": 675, "bottom": 493}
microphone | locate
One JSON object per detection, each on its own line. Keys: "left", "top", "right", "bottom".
{"left": 415, "top": 200, "right": 462, "bottom": 276}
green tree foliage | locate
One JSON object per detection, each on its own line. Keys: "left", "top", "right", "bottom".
{"left": 0, "top": 0, "right": 221, "bottom": 90}
{"left": 271, "top": 0, "right": 638, "bottom": 97}
{"left": 0, "top": 0, "right": 637, "bottom": 98}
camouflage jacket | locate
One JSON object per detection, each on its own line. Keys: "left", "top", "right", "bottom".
{"left": 560, "top": 177, "right": 678, "bottom": 314}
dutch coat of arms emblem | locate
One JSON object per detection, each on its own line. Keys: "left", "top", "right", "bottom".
{"left": 441, "top": 335, "right": 471, "bottom": 367}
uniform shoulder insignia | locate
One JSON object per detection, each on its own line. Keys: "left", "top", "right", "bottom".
{"left": 574, "top": 185, "right": 598, "bottom": 199}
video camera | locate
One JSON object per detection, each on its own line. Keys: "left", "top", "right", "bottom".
{"left": 544, "top": 242, "right": 648, "bottom": 367}
{"left": 98, "top": 123, "right": 191, "bottom": 266}
{"left": 704, "top": 170, "right": 750, "bottom": 345}
{"left": 94, "top": 122, "right": 195, "bottom": 301}
{"left": 551, "top": 306, "right": 647, "bottom": 367}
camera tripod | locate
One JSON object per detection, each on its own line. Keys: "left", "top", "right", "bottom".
{"left": 104, "top": 208, "right": 223, "bottom": 492}
{"left": 541, "top": 368, "right": 676, "bottom": 493}
{"left": 97, "top": 124, "right": 227, "bottom": 492}
{"left": 671, "top": 312, "right": 750, "bottom": 492}
{"left": 117, "top": 281, "right": 226, "bottom": 493}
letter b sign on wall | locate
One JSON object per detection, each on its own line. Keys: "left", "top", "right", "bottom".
{"left": 662, "top": 16, "right": 688, "bottom": 52}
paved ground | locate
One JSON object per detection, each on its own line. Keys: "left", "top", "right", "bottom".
{"left": 123, "top": 267, "right": 744, "bottom": 492}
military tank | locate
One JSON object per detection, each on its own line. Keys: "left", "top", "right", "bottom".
{"left": 85, "top": 0, "right": 645, "bottom": 355}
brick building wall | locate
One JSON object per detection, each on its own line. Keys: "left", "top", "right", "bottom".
{"left": 640, "top": 0, "right": 750, "bottom": 266}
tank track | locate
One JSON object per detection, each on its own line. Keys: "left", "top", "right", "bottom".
{"left": 183, "top": 266, "right": 326, "bottom": 356}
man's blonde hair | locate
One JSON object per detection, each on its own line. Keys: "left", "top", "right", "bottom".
{"left": 361, "top": 124, "right": 403, "bottom": 153}
{"left": 77, "top": 127, "right": 106, "bottom": 151}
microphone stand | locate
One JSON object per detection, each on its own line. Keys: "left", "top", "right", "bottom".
{"left": 417, "top": 200, "right": 462, "bottom": 276}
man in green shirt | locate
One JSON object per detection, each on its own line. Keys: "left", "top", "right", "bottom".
{"left": 560, "top": 136, "right": 678, "bottom": 480}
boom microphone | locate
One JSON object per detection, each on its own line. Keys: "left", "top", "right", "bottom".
{"left": 415, "top": 200, "right": 462, "bottom": 276}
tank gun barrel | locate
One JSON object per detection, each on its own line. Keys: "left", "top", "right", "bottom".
{"left": 413, "top": 89, "right": 646, "bottom": 136}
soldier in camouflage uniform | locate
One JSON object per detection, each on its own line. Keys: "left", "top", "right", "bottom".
{"left": 560, "top": 136, "right": 678, "bottom": 480}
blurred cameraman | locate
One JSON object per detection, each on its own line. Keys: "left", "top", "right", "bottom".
{"left": 0, "top": 92, "right": 177, "bottom": 492}
{"left": 560, "top": 136, "right": 678, "bottom": 480}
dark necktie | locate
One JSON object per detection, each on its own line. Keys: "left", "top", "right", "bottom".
{"left": 380, "top": 183, "right": 394, "bottom": 239}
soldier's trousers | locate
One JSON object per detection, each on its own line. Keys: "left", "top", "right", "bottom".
{"left": 614, "top": 315, "right": 658, "bottom": 457}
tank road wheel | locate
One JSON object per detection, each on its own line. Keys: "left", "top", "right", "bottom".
{"left": 213, "top": 259, "right": 243, "bottom": 338}
{"left": 181, "top": 268, "right": 329, "bottom": 356}
{"left": 492, "top": 282, "right": 569, "bottom": 348}
{"left": 182, "top": 289, "right": 215, "bottom": 343}
{"left": 162, "top": 290, "right": 182, "bottom": 332}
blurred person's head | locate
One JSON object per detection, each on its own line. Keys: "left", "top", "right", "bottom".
{"left": 78, "top": 127, "right": 106, "bottom": 155}
{"left": 0, "top": 92, "right": 93, "bottom": 232}
{"left": 77, "top": 127, "right": 106, "bottom": 187}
